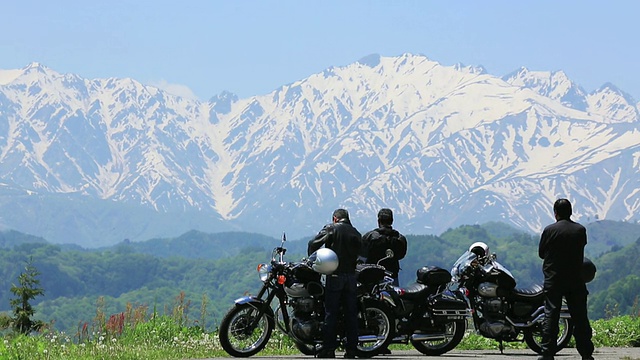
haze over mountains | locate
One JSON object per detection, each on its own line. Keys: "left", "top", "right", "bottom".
{"left": 1, "top": 53, "right": 639, "bottom": 246}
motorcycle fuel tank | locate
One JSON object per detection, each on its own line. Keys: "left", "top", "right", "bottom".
{"left": 478, "top": 282, "right": 499, "bottom": 297}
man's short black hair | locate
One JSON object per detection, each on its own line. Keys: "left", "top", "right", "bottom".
{"left": 378, "top": 208, "right": 393, "bottom": 226}
{"left": 554, "top": 198, "right": 572, "bottom": 219}
{"left": 333, "top": 208, "right": 349, "bottom": 220}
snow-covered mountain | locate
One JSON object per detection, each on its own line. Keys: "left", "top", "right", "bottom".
{"left": 1, "top": 54, "right": 639, "bottom": 246}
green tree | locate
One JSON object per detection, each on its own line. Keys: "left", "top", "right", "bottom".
{"left": 10, "top": 258, "right": 45, "bottom": 334}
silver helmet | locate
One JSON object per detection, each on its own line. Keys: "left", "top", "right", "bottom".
{"left": 308, "top": 248, "right": 339, "bottom": 274}
{"left": 469, "top": 241, "right": 490, "bottom": 258}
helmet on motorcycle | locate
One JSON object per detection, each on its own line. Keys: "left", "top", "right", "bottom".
{"left": 469, "top": 242, "right": 489, "bottom": 258}
{"left": 308, "top": 248, "right": 339, "bottom": 274}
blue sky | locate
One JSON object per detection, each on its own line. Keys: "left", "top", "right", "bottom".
{"left": 2, "top": 1, "right": 638, "bottom": 101}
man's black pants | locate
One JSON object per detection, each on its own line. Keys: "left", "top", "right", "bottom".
{"left": 323, "top": 272, "right": 358, "bottom": 353}
{"left": 541, "top": 285, "right": 594, "bottom": 358}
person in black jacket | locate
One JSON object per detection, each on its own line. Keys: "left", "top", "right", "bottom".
{"left": 360, "top": 208, "right": 407, "bottom": 286}
{"left": 360, "top": 208, "right": 406, "bottom": 355}
{"left": 538, "top": 199, "right": 594, "bottom": 360}
{"left": 308, "top": 208, "right": 362, "bottom": 359}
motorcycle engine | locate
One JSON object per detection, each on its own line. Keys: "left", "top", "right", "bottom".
{"left": 290, "top": 297, "right": 322, "bottom": 342}
{"left": 478, "top": 297, "right": 516, "bottom": 339}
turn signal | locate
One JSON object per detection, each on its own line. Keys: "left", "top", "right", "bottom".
{"left": 278, "top": 275, "right": 286, "bottom": 284}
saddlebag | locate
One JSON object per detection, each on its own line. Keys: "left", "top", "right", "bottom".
{"left": 416, "top": 266, "right": 451, "bottom": 286}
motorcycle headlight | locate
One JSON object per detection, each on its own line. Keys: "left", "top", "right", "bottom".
{"left": 257, "top": 263, "right": 271, "bottom": 282}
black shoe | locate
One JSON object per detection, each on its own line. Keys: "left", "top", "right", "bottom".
{"left": 537, "top": 356, "right": 554, "bottom": 360}
{"left": 380, "top": 347, "right": 392, "bottom": 355}
{"left": 343, "top": 353, "right": 357, "bottom": 359}
{"left": 582, "top": 357, "right": 594, "bottom": 360}
{"left": 316, "top": 349, "right": 335, "bottom": 358}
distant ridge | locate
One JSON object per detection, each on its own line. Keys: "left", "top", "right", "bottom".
{"left": 1, "top": 54, "right": 639, "bottom": 246}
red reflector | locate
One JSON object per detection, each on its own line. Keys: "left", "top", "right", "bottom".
{"left": 278, "top": 275, "right": 286, "bottom": 284}
{"left": 464, "top": 288, "right": 470, "bottom": 296}
{"left": 257, "top": 264, "right": 263, "bottom": 272}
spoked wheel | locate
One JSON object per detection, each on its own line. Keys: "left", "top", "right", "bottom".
{"left": 219, "top": 303, "right": 275, "bottom": 357}
{"left": 356, "top": 300, "right": 394, "bottom": 358}
{"left": 524, "top": 318, "right": 574, "bottom": 354}
{"left": 410, "top": 319, "right": 466, "bottom": 356}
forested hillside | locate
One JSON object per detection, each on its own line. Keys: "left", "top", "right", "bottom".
{"left": 0, "top": 220, "right": 638, "bottom": 333}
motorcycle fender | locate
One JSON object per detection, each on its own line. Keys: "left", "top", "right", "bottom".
{"left": 379, "top": 291, "right": 397, "bottom": 308}
{"left": 234, "top": 296, "right": 265, "bottom": 306}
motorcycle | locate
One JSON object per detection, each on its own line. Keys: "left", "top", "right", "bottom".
{"left": 448, "top": 242, "right": 574, "bottom": 353}
{"left": 218, "top": 234, "right": 394, "bottom": 357}
{"left": 374, "top": 250, "right": 469, "bottom": 355}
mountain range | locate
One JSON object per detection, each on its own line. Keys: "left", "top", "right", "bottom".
{"left": 1, "top": 53, "right": 639, "bottom": 247}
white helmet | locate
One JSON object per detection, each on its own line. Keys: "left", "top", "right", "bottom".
{"left": 469, "top": 242, "right": 490, "bottom": 258}
{"left": 308, "top": 248, "right": 339, "bottom": 274}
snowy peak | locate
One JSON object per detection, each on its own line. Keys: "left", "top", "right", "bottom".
{"left": 1, "top": 55, "right": 640, "bottom": 246}
{"left": 502, "top": 67, "right": 588, "bottom": 110}
{"left": 586, "top": 83, "right": 640, "bottom": 123}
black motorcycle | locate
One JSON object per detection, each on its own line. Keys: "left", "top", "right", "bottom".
{"left": 448, "top": 242, "right": 573, "bottom": 353}
{"left": 218, "top": 234, "right": 393, "bottom": 357}
{"left": 374, "top": 251, "right": 468, "bottom": 355}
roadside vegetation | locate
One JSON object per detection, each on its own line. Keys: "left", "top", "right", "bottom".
{"left": 1, "top": 294, "right": 638, "bottom": 359}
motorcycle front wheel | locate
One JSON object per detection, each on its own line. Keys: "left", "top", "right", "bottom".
{"left": 524, "top": 317, "right": 574, "bottom": 354}
{"left": 219, "top": 303, "right": 275, "bottom": 357}
{"left": 410, "top": 319, "right": 466, "bottom": 356}
{"left": 356, "top": 299, "right": 394, "bottom": 358}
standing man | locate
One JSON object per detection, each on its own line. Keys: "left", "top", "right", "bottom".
{"left": 361, "top": 208, "right": 407, "bottom": 287}
{"left": 308, "top": 208, "right": 362, "bottom": 359}
{"left": 538, "top": 199, "right": 594, "bottom": 360}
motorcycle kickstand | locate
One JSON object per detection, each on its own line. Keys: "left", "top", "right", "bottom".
{"left": 498, "top": 340, "right": 504, "bottom": 354}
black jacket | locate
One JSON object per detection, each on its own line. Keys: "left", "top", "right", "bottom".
{"left": 308, "top": 219, "right": 362, "bottom": 274}
{"left": 360, "top": 226, "right": 407, "bottom": 278}
{"left": 539, "top": 219, "right": 587, "bottom": 288}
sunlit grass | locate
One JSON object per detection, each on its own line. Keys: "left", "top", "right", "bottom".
{"left": 1, "top": 291, "right": 638, "bottom": 360}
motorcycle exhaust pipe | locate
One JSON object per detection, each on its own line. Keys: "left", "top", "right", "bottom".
{"left": 506, "top": 313, "right": 544, "bottom": 328}
{"left": 357, "top": 335, "right": 385, "bottom": 343}
{"left": 410, "top": 333, "right": 447, "bottom": 341}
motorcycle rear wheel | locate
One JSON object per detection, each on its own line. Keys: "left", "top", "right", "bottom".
{"left": 219, "top": 303, "right": 275, "bottom": 357}
{"left": 356, "top": 299, "right": 394, "bottom": 358}
{"left": 410, "top": 319, "right": 466, "bottom": 356}
{"left": 524, "top": 318, "right": 573, "bottom": 354}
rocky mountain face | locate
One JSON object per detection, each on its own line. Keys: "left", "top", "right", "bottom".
{"left": 1, "top": 54, "right": 639, "bottom": 246}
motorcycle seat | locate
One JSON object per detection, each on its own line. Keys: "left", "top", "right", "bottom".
{"left": 399, "top": 282, "right": 435, "bottom": 301}
{"left": 512, "top": 284, "right": 543, "bottom": 300}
